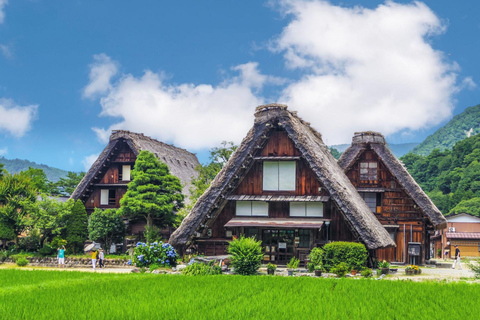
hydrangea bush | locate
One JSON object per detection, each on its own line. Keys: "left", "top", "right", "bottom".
{"left": 133, "top": 242, "right": 177, "bottom": 268}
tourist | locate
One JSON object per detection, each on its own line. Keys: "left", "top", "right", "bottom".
{"left": 91, "top": 248, "right": 98, "bottom": 271}
{"left": 57, "top": 245, "right": 66, "bottom": 268}
{"left": 451, "top": 245, "right": 462, "bottom": 270}
{"left": 99, "top": 248, "right": 105, "bottom": 269}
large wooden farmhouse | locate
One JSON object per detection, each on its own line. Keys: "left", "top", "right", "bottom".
{"left": 71, "top": 130, "right": 200, "bottom": 234}
{"left": 338, "top": 132, "right": 447, "bottom": 264}
{"left": 170, "top": 104, "right": 395, "bottom": 263}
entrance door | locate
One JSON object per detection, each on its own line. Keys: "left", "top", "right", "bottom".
{"left": 262, "top": 229, "right": 295, "bottom": 263}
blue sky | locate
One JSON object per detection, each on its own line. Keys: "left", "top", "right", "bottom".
{"left": 0, "top": 0, "right": 478, "bottom": 172}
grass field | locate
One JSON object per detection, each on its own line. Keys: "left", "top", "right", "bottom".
{"left": 0, "top": 269, "right": 479, "bottom": 319}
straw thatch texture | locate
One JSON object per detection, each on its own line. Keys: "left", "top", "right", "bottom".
{"left": 338, "top": 131, "right": 447, "bottom": 229}
{"left": 71, "top": 130, "right": 199, "bottom": 202}
{"left": 170, "top": 105, "right": 395, "bottom": 250}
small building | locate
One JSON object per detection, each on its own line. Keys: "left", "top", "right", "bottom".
{"left": 170, "top": 104, "right": 394, "bottom": 263}
{"left": 431, "top": 213, "right": 480, "bottom": 259}
{"left": 338, "top": 132, "right": 447, "bottom": 265}
{"left": 70, "top": 130, "right": 200, "bottom": 235}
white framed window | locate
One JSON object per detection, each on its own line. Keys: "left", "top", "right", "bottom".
{"left": 289, "top": 202, "right": 323, "bottom": 217}
{"left": 122, "top": 165, "right": 131, "bottom": 181}
{"left": 100, "top": 189, "right": 109, "bottom": 205}
{"left": 236, "top": 201, "right": 268, "bottom": 216}
{"left": 263, "top": 161, "right": 296, "bottom": 191}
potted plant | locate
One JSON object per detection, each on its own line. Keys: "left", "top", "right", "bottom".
{"left": 405, "top": 265, "right": 420, "bottom": 275}
{"left": 351, "top": 269, "right": 358, "bottom": 276}
{"left": 379, "top": 260, "right": 390, "bottom": 275}
{"left": 314, "top": 265, "right": 324, "bottom": 277}
{"left": 267, "top": 263, "right": 277, "bottom": 275}
{"left": 286, "top": 257, "right": 300, "bottom": 276}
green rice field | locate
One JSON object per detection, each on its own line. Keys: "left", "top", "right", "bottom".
{"left": 0, "top": 269, "right": 479, "bottom": 319}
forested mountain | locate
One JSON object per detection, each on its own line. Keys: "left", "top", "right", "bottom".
{"left": 0, "top": 157, "right": 68, "bottom": 182}
{"left": 401, "top": 133, "right": 480, "bottom": 216}
{"left": 411, "top": 104, "right": 480, "bottom": 156}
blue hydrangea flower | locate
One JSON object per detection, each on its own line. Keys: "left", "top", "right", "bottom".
{"left": 127, "top": 259, "right": 132, "bottom": 265}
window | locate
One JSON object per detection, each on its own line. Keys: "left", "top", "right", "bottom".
{"left": 290, "top": 202, "right": 323, "bottom": 217}
{"left": 359, "top": 192, "right": 376, "bottom": 213}
{"left": 236, "top": 201, "right": 268, "bottom": 216}
{"left": 100, "top": 189, "right": 116, "bottom": 206}
{"left": 263, "top": 161, "right": 296, "bottom": 191}
{"left": 360, "top": 162, "right": 378, "bottom": 181}
{"left": 121, "top": 165, "right": 131, "bottom": 181}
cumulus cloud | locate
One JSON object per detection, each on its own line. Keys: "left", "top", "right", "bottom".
{"left": 82, "top": 153, "right": 99, "bottom": 172}
{"left": 89, "top": 56, "right": 273, "bottom": 149}
{"left": 83, "top": 53, "right": 119, "bottom": 99}
{"left": 0, "top": 98, "right": 38, "bottom": 137}
{"left": 0, "top": 0, "right": 7, "bottom": 24}
{"left": 274, "top": 0, "right": 461, "bottom": 144}
{"left": 0, "top": 147, "right": 7, "bottom": 156}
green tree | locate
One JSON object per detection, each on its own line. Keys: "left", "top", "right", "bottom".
{"left": 55, "top": 171, "right": 86, "bottom": 195}
{"left": 20, "top": 167, "right": 57, "bottom": 194}
{"left": 449, "top": 197, "right": 480, "bottom": 216}
{"left": 88, "top": 208, "right": 126, "bottom": 253}
{"left": 30, "top": 195, "right": 74, "bottom": 245}
{"left": 329, "top": 147, "right": 342, "bottom": 159}
{"left": 0, "top": 173, "right": 36, "bottom": 245}
{"left": 119, "top": 151, "right": 184, "bottom": 241}
{"left": 63, "top": 200, "right": 88, "bottom": 254}
{"left": 0, "top": 163, "right": 5, "bottom": 179}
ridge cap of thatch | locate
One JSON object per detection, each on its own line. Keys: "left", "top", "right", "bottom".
{"left": 352, "top": 131, "right": 386, "bottom": 145}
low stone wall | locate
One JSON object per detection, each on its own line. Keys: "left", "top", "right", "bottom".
{"left": 3, "top": 257, "right": 131, "bottom": 268}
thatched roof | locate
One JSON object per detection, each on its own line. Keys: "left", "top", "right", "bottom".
{"left": 71, "top": 130, "right": 199, "bottom": 202}
{"left": 338, "top": 131, "right": 447, "bottom": 229}
{"left": 170, "top": 105, "right": 395, "bottom": 250}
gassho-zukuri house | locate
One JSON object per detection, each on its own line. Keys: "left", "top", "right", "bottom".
{"left": 71, "top": 130, "right": 200, "bottom": 236}
{"left": 170, "top": 104, "right": 446, "bottom": 265}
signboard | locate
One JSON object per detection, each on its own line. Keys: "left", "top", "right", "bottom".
{"left": 278, "top": 242, "right": 287, "bottom": 249}
{"left": 408, "top": 242, "right": 421, "bottom": 256}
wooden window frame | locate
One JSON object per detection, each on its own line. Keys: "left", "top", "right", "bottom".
{"left": 360, "top": 161, "right": 378, "bottom": 182}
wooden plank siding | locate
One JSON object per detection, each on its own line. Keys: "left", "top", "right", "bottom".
{"left": 345, "top": 149, "right": 431, "bottom": 263}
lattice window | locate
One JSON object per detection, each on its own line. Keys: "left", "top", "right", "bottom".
{"left": 360, "top": 162, "right": 378, "bottom": 181}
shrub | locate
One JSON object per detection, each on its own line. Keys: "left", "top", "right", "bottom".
{"left": 18, "top": 234, "right": 42, "bottom": 252}
{"left": 307, "top": 262, "right": 315, "bottom": 273}
{"left": 322, "top": 242, "right": 367, "bottom": 271}
{"left": 50, "top": 237, "right": 67, "bottom": 249}
{"left": 308, "top": 247, "right": 324, "bottom": 267}
{"left": 331, "top": 262, "right": 349, "bottom": 277}
{"left": 182, "top": 262, "right": 222, "bottom": 276}
{"left": 38, "top": 245, "right": 55, "bottom": 257}
{"left": 133, "top": 241, "right": 177, "bottom": 268}
{"left": 379, "top": 260, "right": 390, "bottom": 269}
{"left": 361, "top": 268, "right": 373, "bottom": 278}
{"left": 16, "top": 257, "right": 29, "bottom": 267}
{"left": 228, "top": 236, "right": 263, "bottom": 275}
{"left": 466, "top": 259, "right": 480, "bottom": 279}
{"left": 287, "top": 257, "right": 300, "bottom": 269}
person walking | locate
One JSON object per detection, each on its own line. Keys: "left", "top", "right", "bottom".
{"left": 98, "top": 248, "right": 105, "bottom": 269}
{"left": 57, "top": 245, "right": 66, "bottom": 268}
{"left": 452, "top": 245, "right": 462, "bottom": 270}
{"left": 91, "top": 248, "right": 98, "bottom": 271}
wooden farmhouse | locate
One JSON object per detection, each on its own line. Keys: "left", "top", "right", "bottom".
{"left": 431, "top": 213, "right": 480, "bottom": 259}
{"left": 170, "top": 104, "right": 395, "bottom": 263}
{"left": 338, "top": 132, "right": 447, "bottom": 265}
{"left": 71, "top": 130, "right": 200, "bottom": 235}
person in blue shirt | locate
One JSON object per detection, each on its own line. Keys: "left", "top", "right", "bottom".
{"left": 57, "top": 245, "right": 66, "bottom": 268}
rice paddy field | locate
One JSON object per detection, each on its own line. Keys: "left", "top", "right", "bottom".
{"left": 1, "top": 269, "right": 479, "bottom": 319}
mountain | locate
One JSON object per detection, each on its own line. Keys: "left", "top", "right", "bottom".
{"left": 0, "top": 157, "right": 69, "bottom": 182}
{"left": 331, "top": 142, "right": 419, "bottom": 158}
{"left": 411, "top": 104, "right": 480, "bottom": 156}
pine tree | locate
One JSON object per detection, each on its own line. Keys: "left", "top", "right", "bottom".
{"left": 119, "top": 151, "right": 183, "bottom": 241}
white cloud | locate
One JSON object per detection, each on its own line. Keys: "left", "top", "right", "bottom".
{"left": 0, "top": 44, "right": 12, "bottom": 59}
{"left": 0, "top": 98, "right": 38, "bottom": 137}
{"left": 89, "top": 58, "right": 271, "bottom": 149}
{"left": 0, "top": 147, "right": 7, "bottom": 156}
{"left": 82, "top": 153, "right": 99, "bottom": 172}
{"left": 0, "top": 0, "right": 7, "bottom": 24}
{"left": 274, "top": 0, "right": 460, "bottom": 144}
{"left": 83, "top": 53, "right": 118, "bottom": 99}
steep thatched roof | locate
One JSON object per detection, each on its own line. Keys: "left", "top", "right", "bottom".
{"left": 170, "top": 105, "right": 395, "bottom": 250}
{"left": 338, "top": 131, "right": 447, "bottom": 229}
{"left": 71, "top": 130, "right": 199, "bottom": 203}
